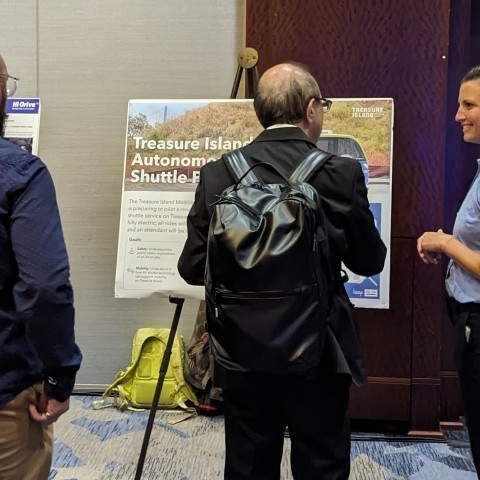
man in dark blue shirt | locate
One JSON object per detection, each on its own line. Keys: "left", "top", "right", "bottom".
{"left": 0, "top": 53, "right": 82, "bottom": 479}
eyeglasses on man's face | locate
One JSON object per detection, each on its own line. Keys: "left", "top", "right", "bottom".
{"left": 316, "top": 97, "right": 332, "bottom": 112}
{"left": 0, "top": 74, "right": 20, "bottom": 97}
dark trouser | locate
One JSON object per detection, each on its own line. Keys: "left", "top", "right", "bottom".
{"left": 447, "top": 298, "right": 480, "bottom": 478}
{"left": 222, "top": 373, "right": 351, "bottom": 480}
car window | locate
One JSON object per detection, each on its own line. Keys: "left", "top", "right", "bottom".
{"left": 317, "top": 137, "right": 365, "bottom": 160}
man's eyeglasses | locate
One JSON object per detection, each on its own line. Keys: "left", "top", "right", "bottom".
{"left": 315, "top": 97, "right": 332, "bottom": 112}
{"left": 0, "top": 74, "right": 20, "bottom": 97}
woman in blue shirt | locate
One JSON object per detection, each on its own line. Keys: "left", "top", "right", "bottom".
{"left": 418, "top": 65, "right": 480, "bottom": 478}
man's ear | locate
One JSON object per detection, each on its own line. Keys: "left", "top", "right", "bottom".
{"left": 306, "top": 98, "right": 316, "bottom": 123}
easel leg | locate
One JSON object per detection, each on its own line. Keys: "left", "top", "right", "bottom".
{"left": 134, "top": 296, "right": 185, "bottom": 480}
{"left": 230, "top": 65, "right": 243, "bottom": 99}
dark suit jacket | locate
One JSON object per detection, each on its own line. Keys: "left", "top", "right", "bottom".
{"left": 178, "top": 127, "right": 387, "bottom": 387}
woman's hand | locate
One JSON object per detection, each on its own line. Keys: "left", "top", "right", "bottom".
{"left": 417, "top": 229, "right": 454, "bottom": 264}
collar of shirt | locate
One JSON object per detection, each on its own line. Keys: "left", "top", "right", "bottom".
{"left": 266, "top": 124, "right": 297, "bottom": 130}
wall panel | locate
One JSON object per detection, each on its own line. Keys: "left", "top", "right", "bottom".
{"left": 1, "top": 1, "right": 37, "bottom": 94}
{"left": 2, "top": 0, "right": 246, "bottom": 388}
{"left": 247, "top": 0, "right": 451, "bottom": 430}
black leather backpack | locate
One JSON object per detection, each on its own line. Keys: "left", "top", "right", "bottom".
{"left": 204, "top": 148, "right": 334, "bottom": 375}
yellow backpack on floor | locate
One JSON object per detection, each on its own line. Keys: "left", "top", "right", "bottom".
{"left": 98, "top": 328, "right": 198, "bottom": 411}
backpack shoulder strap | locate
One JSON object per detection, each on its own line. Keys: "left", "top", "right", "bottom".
{"left": 289, "top": 149, "right": 333, "bottom": 183}
{"left": 223, "top": 149, "right": 260, "bottom": 186}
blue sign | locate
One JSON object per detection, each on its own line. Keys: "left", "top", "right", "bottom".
{"left": 344, "top": 202, "right": 382, "bottom": 300}
{"left": 6, "top": 98, "right": 40, "bottom": 114}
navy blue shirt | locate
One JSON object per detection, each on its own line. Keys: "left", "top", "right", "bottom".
{"left": 0, "top": 137, "right": 82, "bottom": 406}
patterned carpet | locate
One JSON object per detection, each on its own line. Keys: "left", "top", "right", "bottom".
{"left": 48, "top": 395, "right": 478, "bottom": 479}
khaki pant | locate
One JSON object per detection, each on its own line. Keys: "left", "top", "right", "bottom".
{"left": 0, "top": 386, "right": 53, "bottom": 480}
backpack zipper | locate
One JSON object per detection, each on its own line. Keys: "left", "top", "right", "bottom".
{"left": 214, "top": 195, "right": 259, "bottom": 219}
{"left": 216, "top": 288, "right": 304, "bottom": 300}
{"left": 214, "top": 288, "right": 306, "bottom": 317}
{"left": 251, "top": 181, "right": 273, "bottom": 193}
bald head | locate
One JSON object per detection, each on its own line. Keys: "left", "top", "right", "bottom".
{"left": 257, "top": 63, "right": 315, "bottom": 98}
{"left": 254, "top": 62, "right": 323, "bottom": 135}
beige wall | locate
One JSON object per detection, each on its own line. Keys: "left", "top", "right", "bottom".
{"left": 2, "top": 0, "right": 245, "bottom": 389}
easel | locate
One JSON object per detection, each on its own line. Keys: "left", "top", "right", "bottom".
{"left": 230, "top": 47, "right": 259, "bottom": 99}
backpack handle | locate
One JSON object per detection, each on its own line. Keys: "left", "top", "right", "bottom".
{"left": 223, "top": 150, "right": 293, "bottom": 189}
{"left": 224, "top": 150, "right": 259, "bottom": 186}
{"left": 234, "top": 161, "right": 293, "bottom": 190}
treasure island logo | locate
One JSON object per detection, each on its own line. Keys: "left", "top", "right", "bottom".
{"left": 352, "top": 106, "right": 384, "bottom": 118}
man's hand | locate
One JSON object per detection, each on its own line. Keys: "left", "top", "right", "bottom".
{"left": 29, "top": 384, "right": 70, "bottom": 425}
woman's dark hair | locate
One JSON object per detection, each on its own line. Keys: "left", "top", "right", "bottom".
{"left": 462, "top": 65, "right": 480, "bottom": 84}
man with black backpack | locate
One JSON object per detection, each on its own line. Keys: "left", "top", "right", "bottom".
{"left": 178, "top": 62, "right": 386, "bottom": 480}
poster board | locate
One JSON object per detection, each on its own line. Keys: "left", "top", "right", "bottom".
{"left": 115, "top": 99, "right": 393, "bottom": 308}
{"left": 4, "top": 98, "right": 41, "bottom": 155}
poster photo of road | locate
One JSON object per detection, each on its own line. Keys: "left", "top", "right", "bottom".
{"left": 115, "top": 98, "right": 393, "bottom": 308}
